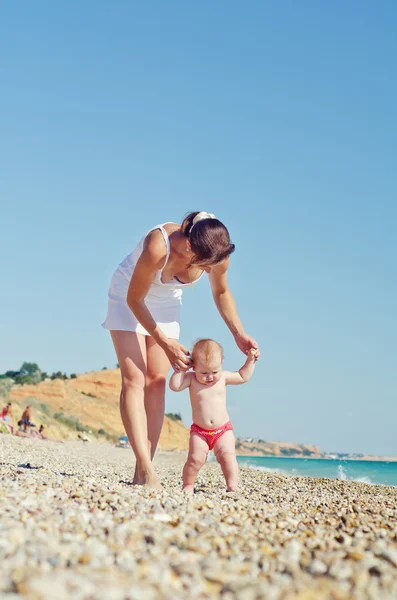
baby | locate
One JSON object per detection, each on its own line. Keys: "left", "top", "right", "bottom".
{"left": 169, "top": 338, "right": 258, "bottom": 494}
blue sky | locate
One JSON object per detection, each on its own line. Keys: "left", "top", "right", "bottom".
{"left": 1, "top": 1, "right": 396, "bottom": 455}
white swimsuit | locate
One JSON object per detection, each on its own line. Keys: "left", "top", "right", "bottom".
{"left": 102, "top": 224, "right": 204, "bottom": 339}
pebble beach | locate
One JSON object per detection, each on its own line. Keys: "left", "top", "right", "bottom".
{"left": 1, "top": 435, "right": 396, "bottom": 600}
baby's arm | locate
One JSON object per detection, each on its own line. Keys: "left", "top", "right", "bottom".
{"left": 169, "top": 371, "right": 192, "bottom": 392}
{"left": 224, "top": 349, "right": 258, "bottom": 385}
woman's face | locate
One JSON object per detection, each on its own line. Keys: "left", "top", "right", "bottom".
{"left": 185, "top": 254, "right": 215, "bottom": 272}
{"left": 190, "top": 254, "right": 226, "bottom": 273}
{"left": 185, "top": 240, "right": 217, "bottom": 271}
{"left": 196, "top": 263, "right": 213, "bottom": 273}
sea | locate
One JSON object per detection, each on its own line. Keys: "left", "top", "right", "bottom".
{"left": 235, "top": 456, "right": 397, "bottom": 486}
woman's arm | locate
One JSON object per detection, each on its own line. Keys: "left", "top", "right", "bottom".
{"left": 127, "top": 231, "right": 190, "bottom": 369}
{"left": 127, "top": 230, "right": 169, "bottom": 345}
{"left": 209, "top": 259, "right": 243, "bottom": 336}
{"left": 209, "top": 260, "right": 259, "bottom": 355}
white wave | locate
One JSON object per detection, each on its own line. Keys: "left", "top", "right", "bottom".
{"left": 241, "top": 462, "right": 376, "bottom": 485}
{"left": 353, "top": 476, "right": 374, "bottom": 484}
{"left": 337, "top": 465, "right": 374, "bottom": 485}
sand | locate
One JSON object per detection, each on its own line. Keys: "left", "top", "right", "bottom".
{"left": 0, "top": 435, "right": 396, "bottom": 599}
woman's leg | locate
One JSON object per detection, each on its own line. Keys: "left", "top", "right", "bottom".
{"left": 110, "top": 331, "right": 160, "bottom": 488}
{"left": 145, "top": 336, "right": 172, "bottom": 459}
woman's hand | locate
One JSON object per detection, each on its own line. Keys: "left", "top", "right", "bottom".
{"left": 234, "top": 331, "right": 260, "bottom": 357}
{"left": 163, "top": 339, "right": 191, "bottom": 371}
{"left": 246, "top": 348, "right": 260, "bottom": 362}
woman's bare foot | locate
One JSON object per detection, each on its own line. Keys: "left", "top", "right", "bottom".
{"left": 132, "top": 464, "right": 140, "bottom": 485}
{"left": 132, "top": 465, "right": 163, "bottom": 490}
{"left": 133, "top": 465, "right": 162, "bottom": 489}
{"left": 182, "top": 485, "right": 194, "bottom": 496}
{"left": 226, "top": 487, "right": 241, "bottom": 493}
{"left": 143, "top": 471, "right": 162, "bottom": 489}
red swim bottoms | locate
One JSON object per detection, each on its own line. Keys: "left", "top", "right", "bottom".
{"left": 190, "top": 421, "right": 233, "bottom": 450}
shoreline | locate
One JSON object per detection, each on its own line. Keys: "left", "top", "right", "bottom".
{"left": 236, "top": 453, "right": 397, "bottom": 463}
{"left": 235, "top": 454, "right": 397, "bottom": 487}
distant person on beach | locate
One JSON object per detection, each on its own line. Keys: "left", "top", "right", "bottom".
{"left": 169, "top": 338, "right": 258, "bottom": 494}
{"left": 0, "top": 402, "right": 14, "bottom": 434}
{"left": 28, "top": 424, "right": 47, "bottom": 440}
{"left": 103, "top": 212, "right": 259, "bottom": 488}
{"left": 0, "top": 402, "right": 13, "bottom": 422}
{"left": 20, "top": 406, "right": 34, "bottom": 432}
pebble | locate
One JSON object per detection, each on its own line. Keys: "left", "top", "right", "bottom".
{"left": 1, "top": 435, "right": 397, "bottom": 599}
{"left": 308, "top": 559, "right": 328, "bottom": 576}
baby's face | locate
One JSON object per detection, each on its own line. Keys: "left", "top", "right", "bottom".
{"left": 193, "top": 355, "right": 223, "bottom": 386}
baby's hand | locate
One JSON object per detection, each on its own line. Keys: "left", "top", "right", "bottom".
{"left": 247, "top": 349, "right": 259, "bottom": 362}
{"left": 178, "top": 358, "right": 193, "bottom": 372}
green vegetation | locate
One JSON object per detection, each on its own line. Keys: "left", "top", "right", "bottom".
{"left": 0, "top": 378, "right": 13, "bottom": 398}
{"left": 3, "top": 362, "right": 43, "bottom": 385}
{"left": 0, "top": 422, "right": 9, "bottom": 434}
{"left": 97, "top": 428, "right": 118, "bottom": 442}
{"left": 0, "top": 363, "right": 79, "bottom": 385}
{"left": 50, "top": 372, "right": 69, "bottom": 380}
{"left": 165, "top": 412, "right": 182, "bottom": 422}
{"left": 38, "top": 403, "right": 51, "bottom": 416}
{"left": 280, "top": 447, "right": 300, "bottom": 456}
{"left": 53, "top": 413, "right": 117, "bottom": 442}
{"left": 302, "top": 448, "right": 315, "bottom": 457}
{"left": 53, "top": 412, "right": 90, "bottom": 433}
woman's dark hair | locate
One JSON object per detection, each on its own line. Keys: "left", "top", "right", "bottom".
{"left": 181, "top": 212, "right": 235, "bottom": 265}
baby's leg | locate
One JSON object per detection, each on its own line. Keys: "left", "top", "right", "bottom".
{"left": 182, "top": 433, "right": 209, "bottom": 494}
{"left": 214, "top": 430, "right": 239, "bottom": 491}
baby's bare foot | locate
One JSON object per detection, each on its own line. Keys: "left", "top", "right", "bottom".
{"left": 182, "top": 485, "right": 194, "bottom": 496}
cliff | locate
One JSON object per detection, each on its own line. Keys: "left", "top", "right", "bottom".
{"left": 8, "top": 369, "right": 188, "bottom": 450}
{"left": 5, "top": 369, "right": 323, "bottom": 457}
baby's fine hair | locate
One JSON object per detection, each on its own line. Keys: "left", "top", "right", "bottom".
{"left": 191, "top": 339, "right": 223, "bottom": 364}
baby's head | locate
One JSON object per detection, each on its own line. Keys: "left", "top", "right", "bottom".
{"left": 191, "top": 339, "right": 223, "bottom": 385}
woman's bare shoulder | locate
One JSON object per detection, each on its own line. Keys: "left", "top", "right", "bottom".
{"left": 141, "top": 229, "right": 168, "bottom": 267}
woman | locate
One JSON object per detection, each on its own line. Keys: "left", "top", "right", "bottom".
{"left": 103, "top": 211, "right": 259, "bottom": 488}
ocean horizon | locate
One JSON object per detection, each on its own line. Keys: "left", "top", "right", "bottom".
{"left": 235, "top": 456, "right": 397, "bottom": 486}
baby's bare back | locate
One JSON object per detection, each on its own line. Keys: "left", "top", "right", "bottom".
{"left": 189, "top": 374, "right": 230, "bottom": 429}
